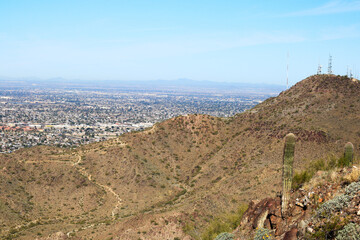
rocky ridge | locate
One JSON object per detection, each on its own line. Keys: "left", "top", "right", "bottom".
{"left": 0, "top": 74, "right": 360, "bottom": 239}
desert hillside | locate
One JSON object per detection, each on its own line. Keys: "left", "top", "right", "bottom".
{"left": 1, "top": 74, "right": 359, "bottom": 240}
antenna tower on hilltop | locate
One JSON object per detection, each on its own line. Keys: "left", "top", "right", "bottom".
{"left": 328, "top": 54, "right": 333, "bottom": 74}
{"left": 286, "top": 52, "right": 289, "bottom": 89}
{"left": 317, "top": 64, "right": 322, "bottom": 75}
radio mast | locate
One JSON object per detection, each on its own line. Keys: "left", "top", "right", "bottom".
{"left": 317, "top": 64, "right": 322, "bottom": 75}
{"left": 328, "top": 54, "right": 333, "bottom": 74}
{"left": 286, "top": 52, "right": 289, "bottom": 89}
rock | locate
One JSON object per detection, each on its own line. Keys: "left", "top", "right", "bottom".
{"left": 240, "top": 198, "right": 280, "bottom": 229}
{"left": 254, "top": 209, "right": 269, "bottom": 229}
{"left": 264, "top": 218, "right": 271, "bottom": 229}
{"left": 283, "top": 227, "right": 298, "bottom": 240}
{"left": 269, "top": 215, "right": 284, "bottom": 236}
{"left": 306, "top": 227, "right": 314, "bottom": 234}
{"left": 347, "top": 207, "right": 357, "bottom": 214}
{"left": 292, "top": 204, "right": 303, "bottom": 219}
{"left": 303, "top": 196, "right": 310, "bottom": 206}
{"left": 298, "top": 220, "right": 308, "bottom": 236}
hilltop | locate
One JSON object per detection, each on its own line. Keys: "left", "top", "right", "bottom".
{"left": 0, "top": 74, "right": 359, "bottom": 240}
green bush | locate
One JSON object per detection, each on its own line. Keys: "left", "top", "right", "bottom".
{"left": 254, "top": 228, "right": 272, "bottom": 240}
{"left": 327, "top": 156, "right": 338, "bottom": 169}
{"left": 226, "top": 204, "right": 248, "bottom": 229}
{"left": 293, "top": 171, "right": 313, "bottom": 190}
{"left": 214, "top": 232, "right": 234, "bottom": 240}
{"left": 345, "top": 181, "right": 360, "bottom": 196}
{"left": 201, "top": 219, "right": 231, "bottom": 240}
{"left": 337, "top": 157, "right": 348, "bottom": 168}
{"left": 316, "top": 194, "right": 351, "bottom": 217}
{"left": 336, "top": 223, "right": 360, "bottom": 240}
{"left": 307, "top": 216, "right": 348, "bottom": 239}
{"left": 200, "top": 204, "right": 248, "bottom": 240}
{"left": 311, "top": 158, "right": 326, "bottom": 171}
{"left": 292, "top": 156, "right": 350, "bottom": 190}
{"left": 317, "top": 181, "right": 360, "bottom": 217}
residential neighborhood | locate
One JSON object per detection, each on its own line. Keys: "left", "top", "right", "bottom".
{"left": 0, "top": 87, "right": 268, "bottom": 152}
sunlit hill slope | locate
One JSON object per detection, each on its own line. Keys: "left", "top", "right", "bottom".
{"left": 0, "top": 74, "right": 359, "bottom": 240}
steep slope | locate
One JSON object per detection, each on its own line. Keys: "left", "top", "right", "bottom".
{"left": 0, "top": 74, "right": 359, "bottom": 240}
{"left": 251, "top": 74, "right": 360, "bottom": 142}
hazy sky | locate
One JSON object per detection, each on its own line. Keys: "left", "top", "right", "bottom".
{"left": 1, "top": 0, "right": 360, "bottom": 84}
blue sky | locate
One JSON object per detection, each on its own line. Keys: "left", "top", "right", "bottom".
{"left": 1, "top": 0, "right": 360, "bottom": 85}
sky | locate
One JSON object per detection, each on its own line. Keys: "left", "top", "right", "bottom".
{"left": 1, "top": 0, "right": 360, "bottom": 85}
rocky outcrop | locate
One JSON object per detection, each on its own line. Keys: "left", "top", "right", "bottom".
{"left": 282, "top": 228, "right": 297, "bottom": 240}
{"left": 239, "top": 198, "right": 283, "bottom": 236}
{"left": 235, "top": 167, "right": 360, "bottom": 240}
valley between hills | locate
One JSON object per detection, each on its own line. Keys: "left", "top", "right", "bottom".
{"left": 1, "top": 74, "right": 360, "bottom": 240}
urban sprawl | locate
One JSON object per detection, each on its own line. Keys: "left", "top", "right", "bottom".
{"left": 0, "top": 88, "right": 269, "bottom": 153}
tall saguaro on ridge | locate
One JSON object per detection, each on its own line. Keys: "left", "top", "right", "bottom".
{"left": 281, "top": 133, "right": 296, "bottom": 217}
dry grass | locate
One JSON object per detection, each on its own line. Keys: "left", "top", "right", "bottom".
{"left": 343, "top": 166, "right": 360, "bottom": 183}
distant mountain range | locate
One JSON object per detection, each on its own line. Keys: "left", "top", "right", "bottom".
{"left": 0, "top": 77, "right": 286, "bottom": 94}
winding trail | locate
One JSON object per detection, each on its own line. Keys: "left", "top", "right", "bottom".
{"left": 5, "top": 148, "right": 124, "bottom": 238}
{"left": 73, "top": 151, "right": 123, "bottom": 217}
{"left": 4, "top": 138, "right": 194, "bottom": 238}
{"left": 23, "top": 149, "right": 124, "bottom": 216}
{"left": 64, "top": 150, "right": 125, "bottom": 237}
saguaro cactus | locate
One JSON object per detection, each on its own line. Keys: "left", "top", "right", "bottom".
{"left": 344, "top": 142, "right": 354, "bottom": 166}
{"left": 281, "top": 133, "right": 296, "bottom": 217}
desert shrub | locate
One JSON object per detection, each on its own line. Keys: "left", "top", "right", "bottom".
{"left": 317, "top": 194, "right": 351, "bottom": 217}
{"left": 336, "top": 223, "right": 360, "bottom": 240}
{"left": 343, "top": 168, "right": 360, "bottom": 183}
{"left": 292, "top": 157, "right": 350, "bottom": 190}
{"left": 214, "top": 232, "right": 234, "bottom": 240}
{"left": 254, "top": 228, "right": 272, "bottom": 240}
{"left": 225, "top": 204, "right": 248, "bottom": 229}
{"left": 182, "top": 223, "right": 199, "bottom": 239}
{"left": 345, "top": 181, "right": 360, "bottom": 196}
{"left": 201, "top": 219, "right": 231, "bottom": 240}
{"left": 201, "top": 204, "right": 248, "bottom": 240}
{"left": 293, "top": 171, "right": 313, "bottom": 189}
{"left": 311, "top": 158, "right": 326, "bottom": 171}
{"left": 317, "top": 181, "right": 360, "bottom": 217}
{"left": 337, "top": 156, "right": 350, "bottom": 168}
{"left": 327, "top": 155, "right": 338, "bottom": 169}
{"left": 307, "top": 216, "right": 348, "bottom": 239}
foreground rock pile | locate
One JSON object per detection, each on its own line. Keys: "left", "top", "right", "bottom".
{"left": 233, "top": 167, "right": 360, "bottom": 240}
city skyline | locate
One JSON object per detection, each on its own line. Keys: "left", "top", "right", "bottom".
{"left": 1, "top": 0, "right": 360, "bottom": 85}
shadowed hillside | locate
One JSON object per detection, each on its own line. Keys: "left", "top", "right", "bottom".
{"left": 1, "top": 75, "right": 359, "bottom": 240}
